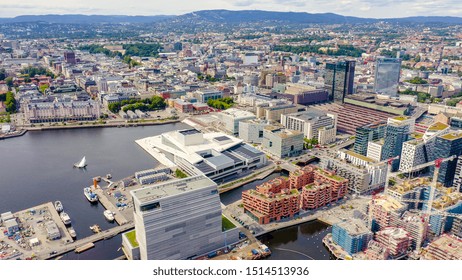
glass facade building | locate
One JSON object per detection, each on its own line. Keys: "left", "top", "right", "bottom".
{"left": 354, "top": 121, "right": 387, "bottom": 156}
{"left": 325, "top": 61, "right": 355, "bottom": 103}
{"left": 374, "top": 57, "right": 402, "bottom": 97}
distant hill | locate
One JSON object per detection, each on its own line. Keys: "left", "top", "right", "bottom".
{"left": 0, "top": 14, "right": 173, "bottom": 24}
{"left": 0, "top": 10, "right": 461, "bottom": 25}
{"left": 177, "top": 9, "right": 374, "bottom": 24}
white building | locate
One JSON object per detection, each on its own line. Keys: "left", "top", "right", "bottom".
{"left": 280, "top": 109, "right": 337, "bottom": 144}
{"left": 239, "top": 119, "right": 268, "bottom": 144}
{"left": 399, "top": 140, "right": 427, "bottom": 173}
{"left": 367, "top": 140, "right": 384, "bottom": 162}
{"left": 332, "top": 150, "right": 388, "bottom": 194}
{"left": 24, "top": 100, "right": 101, "bottom": 123}
{"left": 131, "top": 175, "right": 233, "bottom": 260}
{"left": 217, "top": 108, "right": 256, "bottom": 135}
{"left": 136, "top": 129, "right": 267, "bottom": 182}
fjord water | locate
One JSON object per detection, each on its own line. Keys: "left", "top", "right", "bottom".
{"left": 0, "top": 124, "right": 331, "bottom": 260}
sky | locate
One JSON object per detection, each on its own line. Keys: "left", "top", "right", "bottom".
{"left": 0, "top": 0, "right": 461, "bottom": 18}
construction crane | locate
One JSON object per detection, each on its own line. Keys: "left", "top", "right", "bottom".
{"left": 387, "top": 156, "right": 458, "bottom": 235}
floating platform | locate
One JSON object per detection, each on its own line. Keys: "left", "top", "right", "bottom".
{"left": 75, "top": 242, "right": 95, "bottom": 253}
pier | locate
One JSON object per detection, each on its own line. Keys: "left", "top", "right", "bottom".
{"left": 40, "top": 221, "right": 134, "bottom": 260}
{"left": 93, "top": 188, "right": 129, "bottom": 226}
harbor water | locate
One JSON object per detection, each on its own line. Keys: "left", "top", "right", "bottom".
{"left": 0, "top": 124, "right": 332, "bottom": 260}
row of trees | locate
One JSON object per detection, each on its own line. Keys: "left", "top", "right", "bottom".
{"left": 303, "top": 137, "right": 318, "bottom": 149}
{"left": 400, "top": 89, "right": 433, "bottom": 103}
{"left": 207, "top": 97, "right": 234, "bottom": 110}
{"left": 2, "top": 92, "right": 17, "bottom": 113}
{"left": 108, "top": 96, "right": 166, "bottom": 114}
{"left": 405, "top": 77, "right": 428, "bottom": 85}
{"left": 273, "top": 44, "right": 365, "bottom": 57}
{"left": 20, "top": 66, "right": 55, "bottom": 79}
{"left": 281, "top": 35, "right": 333, "bottom": 43}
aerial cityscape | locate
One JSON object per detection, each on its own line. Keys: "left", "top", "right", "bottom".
{"left": 2, "top": 4, "right": 462, "bottom": 262}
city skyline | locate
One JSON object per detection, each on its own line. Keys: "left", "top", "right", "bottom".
{"left": 0, "top": 1, "right": 461, "bottom": 18}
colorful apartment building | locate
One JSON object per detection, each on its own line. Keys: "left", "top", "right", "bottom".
{"left": 242, "top": 177, "right": 300, "bottom": 224}
{"left": 424, "top": 234, "right": 462, "bottom": 260}
{"left": 368, "top": 195, "right": 406, "bottom": 232}
{"left": 374, "top": 227, "right": 411, "bottom": 258}
{"left": 290, "top": 165, "right": 348, "bottom": 210}
{"left": 243, "top": 165, "right": 347, "bottom": 224}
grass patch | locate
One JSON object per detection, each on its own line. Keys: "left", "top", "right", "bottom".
{"left": 125, "top": 230, "right": 139, "bottom": 247}
{"left": 222, "top": 215, "right": 236, "bottom": 231}
{"left": 175, "top": 169, "right": 188, "bottom": 178}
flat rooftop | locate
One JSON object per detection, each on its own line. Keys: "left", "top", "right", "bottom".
{"left": 345, "top": 150, "right": 375, "bottom": 163}
{"left": 131, "top": 175, "right": 216, "bottom": 204}
{"left": 440, "top": 131, "right": 462, "bottom": 141}
{"left": 428, "top": 234, "right": 462, "bottom": 259}
{"left": 283, "top": 109, "right": 328, "bottom": 121}
{"left": 336, "top": 219, "right": 371, "bottom": 236}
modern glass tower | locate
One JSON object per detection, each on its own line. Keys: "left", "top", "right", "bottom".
{"left": 325, "top": 61, "right": 355, "bottom": 103}
{"left": 354, "top": 121, "right": 387, "bottom": 156}
{"left": 374, "top": 57, "right": 402, "bottom": 97}
{"left": 382, "top": 119, "right": 411, "bottom": 171}
{"left": 430, "top": 131, "right": 462, "bottom": 187}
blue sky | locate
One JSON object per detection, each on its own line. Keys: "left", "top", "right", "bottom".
{"left": 0, "top": 0, "right": 460, "bottom": 18}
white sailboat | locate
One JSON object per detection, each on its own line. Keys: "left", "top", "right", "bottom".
{"left": 74, "top": 156, "right": 87, "bottom": 168}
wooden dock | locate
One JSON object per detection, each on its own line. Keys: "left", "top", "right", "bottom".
{"left": 41, "top": 221, "right": 134, "bottom": 260}
{"left": 75, "top": 242, "right": 95, "bottom": 253}
{"left": 93, "top": 188, "right": 129, "bottom": 225}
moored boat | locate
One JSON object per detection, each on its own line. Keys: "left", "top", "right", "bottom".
{"left": 90, "top": 224, "right": 101, "bottom": 233}
{"left": 54, "top": 201, "right": 63, "bottom": 213}
{"left": 67, "top": 226, "right": 77, "bottom": 239}
{"left": 103, "top": 210, "right": 115, "bottom": 222}
{"left": 60, "top": 212, "right": 71, "bottom": 226}
{"left": 84, "top": 187, "right": 98, "bottom": 203}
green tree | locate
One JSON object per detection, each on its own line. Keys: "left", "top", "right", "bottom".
{"left": 4, "top": 92, "right": 16, "bottom": 113}
{"left": 0, "top": 69, "right": 6, "bottom": 81}
{"left": 39, "top": 84, "right": 49, "bottom": 94}
{"left": 5, "top": 77, "right": 13, "bottom": 88}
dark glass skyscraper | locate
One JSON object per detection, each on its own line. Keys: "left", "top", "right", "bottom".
{"left": 382, "top": 119, "right": 411, "bottom": 171}
{"left": 430, "top": 132, "right": 462, "bottom": 187}
{"left": 325, "top": 61, "right": 355, "bottom": 103}
{"left": 354, "top": 121, "right": 387, "bottom": 156}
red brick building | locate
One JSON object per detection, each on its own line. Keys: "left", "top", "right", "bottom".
{"left": 243, "top": 165, "right": 348, "bottom": 224}
{"left": 290, "top": 165, "right": 348, "bottom": 210}
{"left": 242, "top": 177, "right": 300, "bottom": 224}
